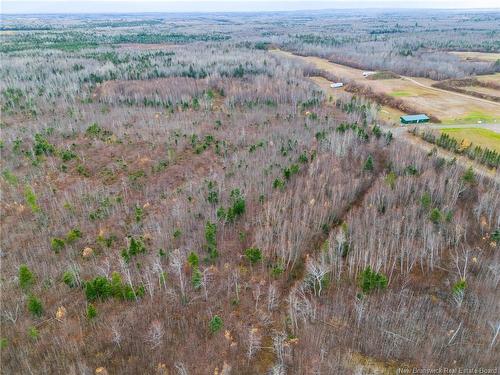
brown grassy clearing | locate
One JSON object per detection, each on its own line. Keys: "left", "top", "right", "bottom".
{"left": 450, "top": 51, "right": 500, "bottom": 62}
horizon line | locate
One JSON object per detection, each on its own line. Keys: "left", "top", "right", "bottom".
{"left": 2, "top": 1, "right": 500, "bottom": 15}
{"left": 2, "top": 8, "right": 500, "bottom": 16}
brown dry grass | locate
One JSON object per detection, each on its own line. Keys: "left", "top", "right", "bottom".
{"left": 450, "top": 51, "right": 500, "bottom": 62}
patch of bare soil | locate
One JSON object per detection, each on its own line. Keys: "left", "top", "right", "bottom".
{"left": 343, "top": 352, "right": 402, "bottom": 374}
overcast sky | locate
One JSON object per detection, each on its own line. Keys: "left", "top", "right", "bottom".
{"left": 1, "top": 0, "right": 499, "bottom": 14}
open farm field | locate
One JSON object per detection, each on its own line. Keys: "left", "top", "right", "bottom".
{"left": 477, "top": 73, "right": 500, "bottom": 85}
{"left": 462, "top": 85, "right": 500, "bottom": 98}
{"left": 440, "top": 127, "right": 500, "bottom": 152}
{"left": 273, "top": 50, "right": 500, "bottom": 125}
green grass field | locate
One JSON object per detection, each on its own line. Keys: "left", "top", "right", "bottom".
{"left": 367, "top": 71, "right": 400, "bottom": 80}
{"left": 443, "top": 111, "right": 498, "bottom": 125}
{"left": 389, "top": 91, "right": 413, "bottom": 97}
{"left": 440, "top": 127, "right": 500, "bottom": 152}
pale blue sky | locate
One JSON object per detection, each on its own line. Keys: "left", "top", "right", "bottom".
{"left": 2, "top": 0, "right": 499, "bottom": 14}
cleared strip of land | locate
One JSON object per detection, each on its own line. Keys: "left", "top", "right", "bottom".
{"left": 450, "top": 51, "right": 500, "bottom": 62}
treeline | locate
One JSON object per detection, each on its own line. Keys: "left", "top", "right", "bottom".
{"left": 111, "top": 32, "right": 230, "bottom": 44}
{"left": 0, "top": 29, "right": 230, "bottom": 53}
{"left": 415, "top": 129, "right": 500, "bottom": 168}
{"left": 277, "top": 13, "right": 499, "bottom": 80}
{"left": 433, "top": 78, "right": 500, "bottom": 102}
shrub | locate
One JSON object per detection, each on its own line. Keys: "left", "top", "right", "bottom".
{"left": 209, "top": 315, "right": 223, "bottom": 333}
{"left": 245, "top": 248, "right": 262, "bottom": 264}
{"left": 421, "top": 192, "right": 431, "bottom": 209}
{"left": 51, "top": 238, "right": 65, "bottom": 253}
{"left": 86, "top": 304, "right": 97, "bottom": 319}
{"left": 28, "top": 326, "right": 39, "bottom": 340}
{"left": 97, "top": 233, "right": 116, "bottom": 248}
{"left": 283, "top": 164, "right": 300, "bottom": 180}
{"left": 462, "top": 167, "right": 476, "bottom": 184}
{"left": 315, "top": 131, "right": 326, "bottom": 141}
{"left": 233, "top": 64, "right": 244, "bottom": 78}
{"left": 216, "top": 207, "right": 226, "bottom": 221}
{"left": 192, "top": 268, "right": 202, "bottom": 290}
{"left": 65, "top": 228, "right": 82, "bottom": 243}
{"left": 363, "top": 155, "right": 374, "bottom": 171}
{"left": 121, "top": 236, "right": 146, "bottom": 263}
{"left": 86, "top": 123, "right": 104, "bottom": 138}
{"left": 27, "top": 295, "right": 43, "bottom": 317}
{"left": 33, "top": 133, "right": 55, "bottom": 156}
{"left": 62, "top": 270, "right": 77, "bottom": 288}
{"left": 85, "top": 273, "right": 144, "bottom": 302}
{"left": 405, "top": 164, "right": 418, "bottom": 175}
{"left": 110, "top": 272, "right": 129, "bottom": 299}
{"left": 273, "top": 178, "right": 285, "bottom": 189}
{"left": 385, "top": 171, "right": 397, "bottom": 189}
{"left": 2, "top": 170, "right": 18, "bottom": 186}
{"left": 134, "top": 205, "right": 143, "bottom": 222}
{"left": 19, "top": 265, "right": 34, "bottom": 291}
{"left": 85, "top": 276, "right": 112, "bottom": 301}
{"left": 430, "top": 208, "right": 442, "bottom": 224}
{"left": 76, "top": 164, "right": 90, "bottom": 177}
{"left": 24, "top": 185, "right": 40, "bottom": 213}
{"left": 207, "top": 190, "right": 219, "bottom": 204}
{"left": 205, "top": 222, "right": 218, "bottom": 260}
{"left": 341, "top": 242, "right": 350, "bottom": 257}
{"left": 224, "top": 189, "right": 245, "bottom": 222}
{"left": 452, "top": 279, "right": 467, "bottom": 295}
{"left": 271, "top": 263, "right": 284, "bottom": 277}
{"left": 60, "top": 149, "right": 77, "bottom": 162}
{"left": 359, "top": 267, "right": 387, "bottom": 294}
{"left": 187, "top": 252, "right": 199, "bottom": 267}
{"left": 492, "top": 229, "right": 500, "bottom": 242}
{"left": 298, "top": 152, "right": 308, "bottom": 164}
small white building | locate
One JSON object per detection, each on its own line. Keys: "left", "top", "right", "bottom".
{"left": 363, "top": 71, "right": 376, "bottom": 77}
{"left": 330, "top": 82, "right": 344, "bottom": 88}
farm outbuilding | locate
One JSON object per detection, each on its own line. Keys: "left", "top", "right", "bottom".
{"left": 330, "top": 82, "right": 344, "bottom": 88}
{"left": 400, "top": 114, "right": 430, "bottom": 124}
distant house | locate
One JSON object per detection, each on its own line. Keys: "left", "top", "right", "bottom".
{"left": 400, "top": 114, "right": 430, "bottom": 124}
{"left": 330, "top": 82, "right": 343, "bottom": 88}
{"left": 363, "top": 71, "right": 376, "bottom": 77}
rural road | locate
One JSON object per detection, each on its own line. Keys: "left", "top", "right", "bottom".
{"left": 401, "top": 76, "right": 500, "bottom": 107}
